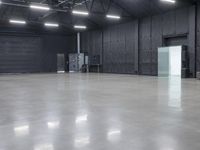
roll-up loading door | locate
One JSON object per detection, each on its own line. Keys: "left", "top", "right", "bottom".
{"left": 0, "top": 35, "right": 42, "bottom": 73}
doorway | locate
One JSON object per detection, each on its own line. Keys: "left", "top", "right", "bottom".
{"left": 57, "top": 54, "right": 65, "bottom": 73}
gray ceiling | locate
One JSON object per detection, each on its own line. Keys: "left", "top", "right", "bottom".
{"left": 0, "top": 0, "right": 196, "bottom": 32}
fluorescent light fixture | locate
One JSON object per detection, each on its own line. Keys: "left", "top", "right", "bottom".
{"left": 161, "top": 0, "right": 176, "bottom": 3}
{"left": 106, "top": 14, "right": 121, "bottom": 19}
{"left": 44, "top": 23, "right": 59, "bottom": 27}
{"left": 9, "top": 19, "right": 26, "bottom": 24}
{"left": 30, "top": 4, "right": 50, "bottom": 11}
{"left": 74, "top": 25, "right": 87, "bottom": 29}
{"left": 72, "top": 10, "right": 89, "bottom": 16}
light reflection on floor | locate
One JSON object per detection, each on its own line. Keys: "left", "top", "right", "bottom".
{"left": 0, "top": 73, "right": 200, "bottom": 150}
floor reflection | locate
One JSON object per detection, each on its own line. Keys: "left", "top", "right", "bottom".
{"left": 74, "top": 111, "right": 90, "bottom": 147}
{"left": 107, "top": 128, "right": 121, "bottom": 142}
{"left": 14, "top": 125, "right": 29, "bottom": 136}
{"left": 76, "top": 114, "right": 88, "bottom": 124}
{"left": 34, "top": 144, "right": 54, "bottom": 150}
{"left": 47, "top": 121, "right": 60, "bottom": 129}
{"left": 158, "top": 76, "right": 182, "bottom": 110}
{"left": 156, "top": 134, "right": 177, "bottom": 150}
{"left": 74, "top": 135, "right": 90, "bottom": 148}
{"left": 168, "top": 77, "right": 182, "bottom": 110}
{"left": 2, "top": 73, "right": 200, "bottom": 150}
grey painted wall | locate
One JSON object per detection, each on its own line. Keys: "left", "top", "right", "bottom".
{"left": 81, "top": 5, "right": 197, "bottom": 77}
{"left": 81, "top": 30, "right": 103, "bottom": 65}
{"left": 197, "top": 3, "right": 200, "bottom": 72}
{"left": 0, "top": 35, "right": 42, "bottom": 73}
{"left": 139, "top": 6, "right": 195, "bottom": 76}
{"left": 81, "top": 21, "right": 138, "bottom": 74}
{"left": 0, "top": 5, "right": 199, "bottom": 76}
{"left": 103, "top": 21, "right": 138, "bottom": 74}
{"left": 0, "top": 29, "right": 76, "bottom": 73}
{"left": 42, "top": 34, "right": 76, "bottom": 72}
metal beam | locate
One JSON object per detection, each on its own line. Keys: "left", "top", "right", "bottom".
{"left": 55, "top": 0, "right": 70, "bottom": 7}
{"left": 40, "top": 0, "right": 47, "bottom": 3}
{"left": 1, "top": 2, "right": 68, "bottom": 12}
{"left": 90, "top": 0, "right": 94, "bottom": 11}
{"left": 38, "top": 10, "right": 57, "bottom": 20}
{"left": 99, "top": 0, "right": 106, "bottom": 13}
{"left": 74, "top": 0, "right": 91, "bottom": 7}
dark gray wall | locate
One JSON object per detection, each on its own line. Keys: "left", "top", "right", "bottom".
{"left": 139, "top": 6, "right": 196, "bottom": 76}
{"left": 0, "top": 35, "right": 42, "bottom": 73}
{"left": 81, "top": 21, "right": 139, "bottom": 74}
{"left": 81, "top": 5, "right": 197, "bottom": 77}
{"left": 42, "top": 34, "right": 76, "bottom": 72}
{"left": 103, "top": 21, "right": 138, "bottom": 74}
{"left": 0, "top": 29, "right": 76, "bottom": 73}
{"left": 1, "top": 5, "right": 199, "bottom": 76}
{"left": 81, "top": 30, "right": 103, "bottom": 64}
{"left": 197, "top": 3, "right": 200, "bottom": 72}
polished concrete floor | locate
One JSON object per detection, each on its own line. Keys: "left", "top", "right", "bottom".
{"left": 0, "top": 73, "right": 200, "bottom": 150}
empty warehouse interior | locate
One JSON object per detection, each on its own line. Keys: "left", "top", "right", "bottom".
{"left": 1, "top": 0, "right": 200, "bottom": 149}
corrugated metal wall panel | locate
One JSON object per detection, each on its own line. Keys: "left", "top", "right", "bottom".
{"left": 176, "top": 7, "right": 189, "bottom": 34}
{"left": 138, "top": 6, "right": 195, "bottom": 76}
{"left": 162, "top": 11, "right": 176, "bottom": 36}
{"left": 0, "top": 35, "right": 42, "bottom": 73}
{"left": 197, "top": 4, "right": 200, "bottom": 72}
{"left": 151, "top": 15, "right": 162, "bottom": 75}
{"left": 188, "top": 5, "right": 196, "bottom": 76}
{"left": 81, "top": 6, "right": 196, "bottom": 77}
{"left": 0, "top": 33, "right": 76, "bottom": 73}
{"left": 103, "top": 21, "right": 137, "bottom": 74}
{"left": 139, "top": 17, "right": 152, "bottom": 75}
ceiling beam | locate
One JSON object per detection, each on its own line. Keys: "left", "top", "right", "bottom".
{"left": 1, "top": 1, "right": 68, "bottom": 12}
{"left": 40, "top": 0, "right": 47, "bottom": 3}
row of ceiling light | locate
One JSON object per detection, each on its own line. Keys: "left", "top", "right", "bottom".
{"left": 0, "top": 0, "right": 175, "bottom": 29}
{"left": 161, "top": 0, "right": 176, "bottom": 3}
{"left": 0, "top": 2, "right": 122, "bottom": 30}
{"left": 9, "top": 19, "right": 87, "bottom": 29}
